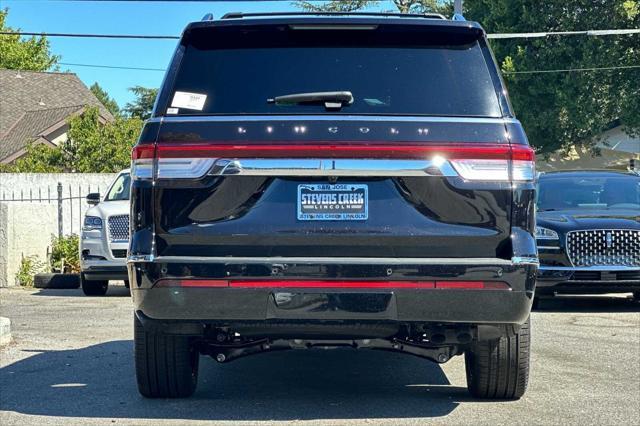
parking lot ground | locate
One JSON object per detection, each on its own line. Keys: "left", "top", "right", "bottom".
{"left": 1, "top": 286, "right": 639, "bottom": 426}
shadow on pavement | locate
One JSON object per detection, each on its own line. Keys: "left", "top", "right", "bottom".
{"left": 32, "top": 286, "right": 131, "bottom": 298}
{"left": 0, "top": 343, "right": 466, "bottom": 421}
{"left": 533, "top": 294, "right": 640, "bottom": 313}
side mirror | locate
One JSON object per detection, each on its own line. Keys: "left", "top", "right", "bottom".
{"left": 86, "top": 192, "right": 101, "bottom": 205}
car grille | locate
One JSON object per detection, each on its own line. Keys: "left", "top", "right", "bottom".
{"left": 108, "top": 215, "right": 130, "bottom": 242}
{"left": 111, "top": 249, "right": 127, "bottom": 259}
{"left": 566, "top": 229, "right": 640, "bottom": 267}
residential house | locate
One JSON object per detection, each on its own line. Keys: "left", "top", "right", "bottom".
{"left": 537, "top": 124, "right": 639, "bottom": 171}
{"left": 0, "top": 69, "right": 113, "bottom": 164}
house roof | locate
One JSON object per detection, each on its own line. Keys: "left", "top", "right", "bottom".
{"left": 0, "top": 69, "right": 113, "bottom": 161}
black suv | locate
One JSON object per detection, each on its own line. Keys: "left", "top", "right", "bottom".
{"left": 128, "top": 12, "right": 537, "bottom": 400}
{"left": 536, "top": 170, "right": 640, "bottom": 300}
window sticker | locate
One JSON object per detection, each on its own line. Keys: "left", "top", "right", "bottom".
{"left": 166, "top": 107, "right": 179, "bottom": 115}
{"left": 171, "top": 91, "right": 207, "bottom": 111}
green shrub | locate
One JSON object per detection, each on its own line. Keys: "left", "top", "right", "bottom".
{"left": 51, "top": 234, "right": 80, "bottom": 273}
{"left": 16, "top": 255, "right": 45, "bottom": 287}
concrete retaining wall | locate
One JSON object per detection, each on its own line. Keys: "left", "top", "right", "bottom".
{"left": 0, "top": 173, "right": 117, "bottom": 287}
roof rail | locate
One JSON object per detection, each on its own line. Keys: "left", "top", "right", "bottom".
{"left": 220, "top": 11, "right": 447, "bottom": 20}
{"left": 202, "top": 13, "right": 214, "bottom": 21}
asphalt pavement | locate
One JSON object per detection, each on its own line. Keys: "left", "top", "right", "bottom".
{"left": 1, "top": 286, "right": 639, "bottom": 426}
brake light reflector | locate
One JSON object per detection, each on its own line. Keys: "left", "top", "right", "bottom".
{"left": 156, "top": 158, "right": 216, "bottom": 179}
{"left": 131, "top": 145, "right": 154, "bottom": 180}
{"left": 450, "top": 145, "right": 535, "bottom": 182}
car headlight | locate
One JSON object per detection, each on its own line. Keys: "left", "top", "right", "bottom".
{"left": 83, "top": 216, "right": 103, "bottom": 231}
{"left": 535, "top": 226, "right": 558, "bottom": 240}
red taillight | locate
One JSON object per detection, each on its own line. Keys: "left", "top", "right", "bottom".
{"left": 131, "top": 145, "right": 155, "bottom": 180}
{"left": 133, "top": 142, "right": 535, "bottom": 182}
{"left": 154, "top": 143, "right": 514, "bottom": 160}
{"left": 153, "top": 279, "right": 510, "bottom": 290}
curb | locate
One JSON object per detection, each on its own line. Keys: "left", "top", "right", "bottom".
{"left": 34, "top": 273, "right": 80, "bottom": 289}
{"left": 0, "top": 317, "right": 11, "bottom": 346}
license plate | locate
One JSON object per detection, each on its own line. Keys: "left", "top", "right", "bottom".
{"left": 297, "top": 184, "right": 368, "bottom": 221}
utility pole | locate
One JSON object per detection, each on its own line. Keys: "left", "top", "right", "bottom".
{"left": 454, "top": 0, "right": 463, "bottom": 15}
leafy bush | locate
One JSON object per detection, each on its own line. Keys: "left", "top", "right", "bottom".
{"left": 51, "top": 234, "right": 80, "bottom": 273}
{"left": 16, "top": 255, "right": 45, "bottom": 287}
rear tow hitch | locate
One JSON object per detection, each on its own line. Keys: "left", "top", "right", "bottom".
{"left": 199, "top": 338, "right": 461, "bottom": 364}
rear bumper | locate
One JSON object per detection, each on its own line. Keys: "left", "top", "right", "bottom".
{"left": 536, "top": 266, "right": 640, "bottom": 294}
{"left": 128, "top": 257, "right": 536, "bottom": 330}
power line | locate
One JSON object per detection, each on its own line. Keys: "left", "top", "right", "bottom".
{"left": 59, "top": 61, "right": 166, "bottom": 71}
{"left": 56, "top": 60, "right": 640, "bottom": 75}
{"left": 0, "top": 31, "right": 179, "bottom": 40}
{"left": 487, "top": 29, "right": 640, "bottom": 39}
{"left": 2, "top": 28, "right": 639, "bottom": 40}
{"left": 503, "top": 64, "right": 640, "bottom": 75}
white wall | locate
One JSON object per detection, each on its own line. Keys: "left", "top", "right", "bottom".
{"left": 0, "top": 173, "right": 116, "bottom": 236}
{"left": 0, "top": 202, "right": 57, "bottom": 287}
{"left": 0, "top": 173, "right": 117, "bottom": 286}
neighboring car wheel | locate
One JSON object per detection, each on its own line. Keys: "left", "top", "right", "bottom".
{"left": 134, "top": 314, "right": 199, "bottom": 398}
{"left": 465, "top": 316, "right": 530, "bottom": 400}
{"left": 80, "top": 274, "right": 108, "bottom": 296}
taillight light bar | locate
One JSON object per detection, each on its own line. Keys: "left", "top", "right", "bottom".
{"left": 154, "top": 279, "right": 511, "bottom": 290}
{"left": 131, "top": 143, "right": 535, "bottom": 182}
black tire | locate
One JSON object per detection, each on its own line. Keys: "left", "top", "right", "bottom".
{"left": 134, "top": 314, "right": 199, "bottom": 398}
{"left": 465, "top": 316, "right": 531, "bottom": 400}
{"left": 81, "top": 274, "right": 108, "bottom": 296}
{"left": 34, "top": 273, "right": 80, "bottom": 289}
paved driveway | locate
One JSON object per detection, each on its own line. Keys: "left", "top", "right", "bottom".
{"left": 1, "top": 286, "right": 639, "bottom": 425}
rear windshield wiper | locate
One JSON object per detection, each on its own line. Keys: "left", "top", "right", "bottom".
{"left": 267, "top": 91, "right": 354, "bottom": 111}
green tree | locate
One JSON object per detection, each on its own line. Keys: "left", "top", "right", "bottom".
{"left": 466, "top": 0, "right": 640, "bottom": 154}
{"left": 295, "top": 1, "right": 640, "bottom": 154}
{"left": 124, "top": 86, "right": 159, "bottom": 120}
{"left": 296, "top": 0, "right": 452, "bottom": 14}
{"left": 90, "top": 83, "right": 121, "bottom": 117}
{"left": 11, "top": 107, "right": 142, "bottom": 173}
{"left": 0, "top": 8, "right": 59, "bottom": 70}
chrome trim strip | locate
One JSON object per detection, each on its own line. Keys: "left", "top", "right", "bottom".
{"left": 149, "top": 115, "right": 519, "bottom": 125}
{"left": 130, "top": 256, "right": 516, "bottom": 266}
{"left": 539, "top": 265, "right": 640, "bottom": 271}
{"left": 209, "top": 158, "right": 458, "bottom": 177}
{"left": 128, "top": 254, "right": 154, "bottom": 263}
{"left": 537, "top": 246, "right": 560, "bottom": 250}
{"left": 511, "top": 256, "right": 540, "bottom": 266}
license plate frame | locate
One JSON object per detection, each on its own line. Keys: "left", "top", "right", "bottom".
{"left": 297, "top": 183, "right": 368, "bottom": 221}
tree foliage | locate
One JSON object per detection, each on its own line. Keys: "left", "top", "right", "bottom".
{"left": 466, "top": 0, "right": 640, "bottom": 153}
{"left": 294, "top": 0, "right": 639, "bottom": 154}
{"left": 296, "top": 0, "right": 452, "bottom": 14}
{"left": 0, "top": 8, "right": 59, "bottom": 71}
{"left": 90, "top": 83, "right": 121, "bottom": 117}
{"left": 10, "top": 107, "right": 142, "bottom": 173}
{"left": 124, "top": 86, "right": 159, "bottom": 120}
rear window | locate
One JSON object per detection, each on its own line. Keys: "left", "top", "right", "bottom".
{"left": 168, "top": 39, "right": 501, "bottom": 117}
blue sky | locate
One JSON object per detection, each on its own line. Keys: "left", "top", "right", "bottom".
{"left": 4, "top": 0, "right": 396, "bottom": 108}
